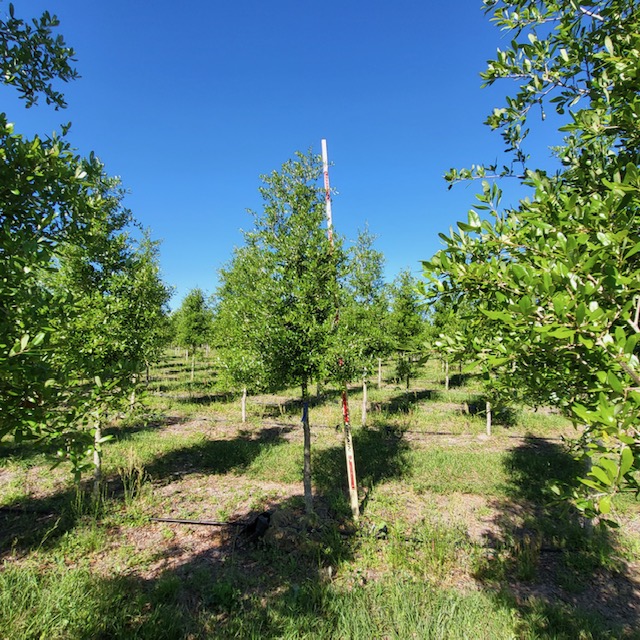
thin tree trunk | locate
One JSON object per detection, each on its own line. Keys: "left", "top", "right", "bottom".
{"left": 241, "top": 386, "right": 247, "bottom": 423}
{"left": 145, "top": 361, "right": 150, "bottom": 385}
{"left": 362, "top": 376, "right": 368, "bottom": 428}
{"left": 301, "top": 379, "right": 313, "bottom": 515}
{"left": 191, "top": 354, "right": 195, "bottom": 382}
{"left": 378, "top": 358, "right": 382, "bottom": 389}
{"left": 129, "top": 374, "right": 137, "bottom": 411}
{"left": 93, "top": 423, "right": 102, "bottom": 497}
{"left": 445, "top": 360, "right": 450, "bottom": 391}
{"left": 486, "top": 400, "right": 492, "bottom": 436}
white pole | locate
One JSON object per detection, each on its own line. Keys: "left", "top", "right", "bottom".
{"left": 322, "top": 139, "right": 359, "bottom": 520}
{"left": 321, "top": 139, "right": 334, "bottom": 245}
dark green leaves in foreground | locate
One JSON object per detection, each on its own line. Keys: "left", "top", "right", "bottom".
{"left": 425, "top": 0, "right": 640, "bottom": 521}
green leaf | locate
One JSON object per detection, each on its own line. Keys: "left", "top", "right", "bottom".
{"left": 599, "top": 495, "right": 611, "bottom": 515}
{"left": 607, "top": 370, "right": 624, "bottom": 395}
{"left": 620, "top": 447, "right": 634, "bottom": 477}
{"left": 604, "top": 36, "right": 614, "bottom": 55}
{"left": 589, "top": 465, "right": 612, "bottom": 486}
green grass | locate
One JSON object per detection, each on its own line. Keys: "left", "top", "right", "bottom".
{"left": 0, "top": 353, "right": 638, "bottom": 639}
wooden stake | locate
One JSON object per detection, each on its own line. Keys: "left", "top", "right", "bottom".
{"left": 322, "top": 139, "right": 360, "bottom": 520}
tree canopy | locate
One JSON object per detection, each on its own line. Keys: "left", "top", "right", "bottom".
{"left": 0, "top": 4, "right": 171, "bottom": 477}
{"left": 424, "top": 0, "right": 640, "bottom": 520}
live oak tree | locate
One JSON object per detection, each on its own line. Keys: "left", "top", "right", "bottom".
{"left": 1, "top": 3, "right": 171, "bottom": 480}
{"left": 215, "top": 245, "right": 273, "bottom": 421}
{"left": 387, "top": 270, "right": 427, "bottom": 389}
{"left": 331, "top": 227, "right": 391, "bottom": 425}
{"left": 215, "top": 150, "right": 342, "bottom": 514}
{"left": 50, "top": 203, "right": 172, "bottom": 483}
{"left": 424, "top": 0, "right": 640, "bottom": 520}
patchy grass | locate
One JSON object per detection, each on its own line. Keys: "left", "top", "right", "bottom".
{"left": 1, "top": 354, "right": 639, "bottom": 638}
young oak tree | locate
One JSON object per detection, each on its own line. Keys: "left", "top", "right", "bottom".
{"left": 214, "top": 245, "right": 273, "bottom": 421}
{"left": 387, "top": 270, "right": 427, "bottom": 389}
{"left": 215, "top": 150, "right": 342, "bottom": 514}
{"left": 1, "top": 4, "right": 171, "bottom": 480}
{"left": 330, "top": 227, "right": 391, "bottom": 425}
{"left": 173, "top": 287, "right": 214, "bottom": 385}
{"left": 424, "top": 0, "right": 640, "bottom": 521}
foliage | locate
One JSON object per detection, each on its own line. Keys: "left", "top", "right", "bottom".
{"left": 329, "top": 227, "right": 391, "bottom": 383}
{"left": 0, "top": 2, "right": 78, "bottom": 108}
{"left": 216, "top": 150, "right": 341, "bottom": 392}
{"left": 174, "top": 288, "right": 213, "bottom": 355}
{"left": 387, "top": 269, "right": 427, "bottom": 387}
{"left": 424, "top": 0, "right": 640, "bottom": 519}
{"left": 0, "top": 3, "right": 171, "bottom": 476}
{"left": 214, "top": 246, "right": 271, "bottom": 393}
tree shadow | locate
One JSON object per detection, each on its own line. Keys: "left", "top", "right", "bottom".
{"left": 312, "top": 425, "right": 412, "bottom": 517}
{"left": 372, "top": 389, "right": 440, "bottom": 415}
{"left": 1, "top": 425, "right": 293, "bottom": 558}
{"left": 448, "top": 372, "right": 467, "bottom": 388}
{"left": 104, "top": 413, "right": 185, "bottom": 442}
{"left": 144, "top": 426, "right": 293, "bottom": 481}
{"left": 475, "top": 436, "right": 640, "bottom": 637}
{"left": 465, "top": 394, "right": 520, "bottom": 427}
{"left": 173, "top": 391, "right": 235, "bottom": 405}
{"left": 2, "top": 493, "right": 358, "bottom": 639}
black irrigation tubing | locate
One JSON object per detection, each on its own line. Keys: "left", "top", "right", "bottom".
{"left": 150, "top": 517, "right": 244, "bottom": 527}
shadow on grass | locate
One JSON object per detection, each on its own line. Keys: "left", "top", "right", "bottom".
{"left": 0, "top": 492, "right": 361, "bottom": 639}
{"left": 476, "top": 436, "right": 639, "bottom": 637}
{"left": 144, "top": 426, "right": 293, "bottom": 480}
{"left": 0, "top": 424, "right": 293, "bottom": 558}
{"left": 173, "top": 391, "right": 235, "bottom": 405}
{"left": 465, "top": 394, "right": 520, "bottom": 427}
{"left": 313, "top": 424, "right": 412, "bottom": 517}
{"left": 372, "top": 389, "right": 440, "bottom": 415}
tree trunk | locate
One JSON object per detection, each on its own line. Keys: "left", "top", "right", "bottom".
{"left": 445, "top": 360, "right": 450, "bottom": 391}
{"left": 361, "top": 376, "right": 368, "bottom": 428}
{"left": 377, "top": 358, "right": 382, "bottom": 389}
{"left": 145, "top": 361, "right": 150, "bottom": 385}
{"left": 301, "top": 379, "right": 313, "bottom": 515}
{"left": 486, "top": 400, "right": 492, "bottom": 436}
{"left": 191, "top": 354, "right": 195, "bottom": 382}
{"left": 93, "top": 423, "right": 102, "bottom": 497}
{"left": 129, "top": 374, "right": 137, "bottom": 411}
{"left": 241, "top": 386, "right": 247, "bottom": 423}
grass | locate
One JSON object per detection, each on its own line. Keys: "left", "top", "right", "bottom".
{"left": 1, "top": 355, "right": 639, "bottom": 638}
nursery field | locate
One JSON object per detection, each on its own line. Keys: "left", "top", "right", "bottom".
{"left": 1, "top": 353, "right": 640, "bottom": 639}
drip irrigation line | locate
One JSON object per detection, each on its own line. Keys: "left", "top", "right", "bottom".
{"left": 150, "top": 517, "right": 244, "bottom": 527}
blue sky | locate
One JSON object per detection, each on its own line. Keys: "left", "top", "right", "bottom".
{"left": 5, "top": 1, "right": 561, "bottom": 308}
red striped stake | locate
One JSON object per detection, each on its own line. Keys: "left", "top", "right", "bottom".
{"left": 323, "top": 139, "right": 359, "bottom": 520}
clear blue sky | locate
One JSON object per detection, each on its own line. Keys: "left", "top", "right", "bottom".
{"left": 5, "top": 0, "right": 560, "bottom": 308}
